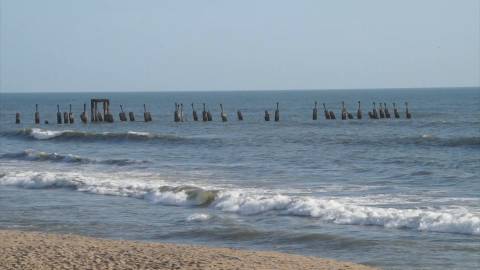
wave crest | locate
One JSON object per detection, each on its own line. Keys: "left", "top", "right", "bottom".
{"left": 0, "top": 149, "right": 149, "bottom": 166}
{"left": 1, "top": 128, "right": 208, "bottom": 144}
{"left": 0, "top": 170, "right": 478, "bottom": 235}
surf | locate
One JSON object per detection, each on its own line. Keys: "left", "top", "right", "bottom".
{"left": 0, "top": 170, "right": 478, "bottom": 236}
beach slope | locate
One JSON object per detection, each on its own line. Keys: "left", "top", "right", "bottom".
{"left": 0, "top": 230, "right": 377, "bottom": 270}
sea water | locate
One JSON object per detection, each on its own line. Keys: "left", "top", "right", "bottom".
{"left": 0, "top": 88, "right": 479, "bottom": 269}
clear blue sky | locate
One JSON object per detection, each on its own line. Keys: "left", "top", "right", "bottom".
{"left": 1, "top": 0, "right": 479, "bottom": 92}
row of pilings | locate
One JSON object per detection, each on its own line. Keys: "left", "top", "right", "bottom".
{"left": 15, "top": 101, "right": 412, "bottom": 124}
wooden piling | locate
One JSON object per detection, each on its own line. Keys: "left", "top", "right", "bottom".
{"left": 264, "top": 110, "right": 270, "bottom": 121}
{"left": 405, "top": 102, "right": 411, "bottom": 119}
{"left": 384, "top": 103, "right": 391, "bottom": 118}
{"left": 129, "top": 112, "right": 135, "bottom": 121}
{"left": 192, "top": 103, "right": 198, "bottom": 121}
{"left": 68, "top": 104, "right": 74, "bottom": 124}
{"left": 15, "top": 113, "right": 21, "bottom": 124}
{"left": 323, "top": 103, "right": 331, "bottom": 120}
{"left": 220, "top": 104, "right": 227, "bottom": 122}
{"left": 379, "top": 102, "right": 385, "bottom": 118}
{"left": 143, "top": 104, "right": 152, "bottom": 122}
{"left": 91, "top": 101, "right": 96, "bottom": 122}
{"left": 329, "top": 110, "right": 336, "bottom": 120}
{"left": 57, "top": 105, "right": 62, "bottom": 124}
{"left": 104, "top": 101, "right": 114, "bottom": 122}
{"left": 119, "top": 105, "right": 127, "bottom": 122}
{"left": 202, "top": 103, "right": 208, "bottom": 122}
{"left": 237, "top": 110, "right": 243, "bottom": 121}
{"left": 393, "top": 103, "right": 400, "bottom": 118}
{"left": 312, "top": 101, "right": 318, "bottom": 120}
{"left": 274, "top": 102, "right": 279, "bottom": 122}
{"left": 34, "top": 104, "right": 40, "bottom": 124}
{"left": 207, "top": 110, "right": 212, "bottom": 121}
{"left": 180, "top": 103, "right": 185, "bottom": 122}
{"left": 357, "top": 101, "right": 362, "bottom": 119}
{"left": 371, "top": 102, "right": 379, "bottom": 119}
{"left": 341, "top": 101, "right": 347, "bottom": 120}
{"left": 63, "top": 110, "right": 69, "bottom": 124}
{"left": 80, "top": 103, "right": 88, "bottom": 123}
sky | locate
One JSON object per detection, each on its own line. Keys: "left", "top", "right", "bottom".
{"left": 0, "top": 0, "right": 479, "bottom": 92}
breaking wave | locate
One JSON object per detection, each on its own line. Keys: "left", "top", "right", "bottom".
{"left": 0, "top": 170, "right": 478, "bottom": 236}
{"left": 0, "top": 128, "right": 215, "bottom": 144}
{"left": 0, "top": 149, "right": 149, "bottom": 166}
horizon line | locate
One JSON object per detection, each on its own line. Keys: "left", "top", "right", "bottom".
{"left": 0, "top": 85, "right": 479, "bottom": 94}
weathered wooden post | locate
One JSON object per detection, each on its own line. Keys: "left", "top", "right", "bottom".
{"left": 103, "top": 101, "right": 107, "bottom": 120}
{"left": 379, "top": 102, "right": 385, "bottom": 118}
{"left": 129, "top": 112, "right": 135, "bottom": 121}
{"left": 341, "top": 101, "right": 353, "bottom": 120}
{"left": 220, "top": 104, "right": 227, "bottom": 122}
{"left": 34, "top": 104, "right": 40, "bottom": 124}
{"left": 405, "top": 102, "right": 411, "bottom": 119}
{"left": 202, "top": 103, "right": 208, "bottom": 122}
{"left": 384, "top": 103, "right": 391, "bottom": 118}
{"left": 313, "top": 101, "right": 318, "bottom": 120}
{"left": 274, "top": 102, "right": 279, "bottom": 122}
{"left": 63, "top": 109, "right": 69, "bottom": 124}
{"left": 371, "top": 102, "right": 378, "bottom": 119}
{"left": 180, "top": 103, "right": 185, "bottom": 122}
{"left": 15, "top": 113, "right": 21, "bottom": 124}
{"left": 329, "top": 110, "right": 336, "bottom": 120}
{"left": 108, "top": 105, "right": 114, "bottom": 122}
{"left": 207, "top": 109, "right": 212, "bottom": 121}
{"left": 174, "top": 103, "right": 180, "bottom": 122}
{"left": 393, "top": 103, "right": 400, "bottom": 118}
{"left": 237, "top": 110, "right": 243, "bottom": 121}
{"left": 95, "top": 101, "right": 103, "bottom": 122}
{"left": 323, "top": 103, "right": 330, "bottom": 120}
{"left": 119, "top": 105, "right": 127, "bottom": 121}
{"left": 264, "top": 110, "right": 270, "bottom": 121}
{"left": 81, "top": 103, "right": 88, "bottom": 123}
{"left": 143, "top": 104, "right": 152, "bottom": 122}
{"left": 191, "top": 103, "right": 198, "bottom": 121}
{"left": 91, "top": 100, "right": 95, "bottom": 122}
{"left": 357, "top": 101, "right": 362, "bottom": 119}
{"left": 57, "top": 105, "right": 62, "bottom": 124}
{"left": 69, "top": 104, "right": 74, "bottom": 124}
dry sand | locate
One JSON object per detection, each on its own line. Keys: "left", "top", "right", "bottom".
{"left": 0, "top": 230, "right": 377, "bottom": 270}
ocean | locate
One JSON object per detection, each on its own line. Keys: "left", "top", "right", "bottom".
{"left": 0, "top": 88, "right": 479, "bottom": 269}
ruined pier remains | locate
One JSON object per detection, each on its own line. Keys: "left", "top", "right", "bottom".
{"left": 90, "top": 99, "right": 113, "bottom": 123}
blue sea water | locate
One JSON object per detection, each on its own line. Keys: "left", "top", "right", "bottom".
{"left": 0, "top": 88, "right": 479, "bottom": 269}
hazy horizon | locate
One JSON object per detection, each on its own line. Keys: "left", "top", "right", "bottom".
{"left": 1, "top": 86, "right": 479, "bottom": 94}
{"left": 1, "top": 0, "right": 479, "bottom": 93}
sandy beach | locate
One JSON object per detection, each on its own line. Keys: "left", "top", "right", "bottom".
{"left": 0, "top": 230, "right": 377, "bottom": 270}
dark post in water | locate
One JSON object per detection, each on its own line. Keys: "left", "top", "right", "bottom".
{"left": 34, "top": 104, "right": 40, "bottom": 124}
{"left": 274, "top": 102, "right": 279, "bottom": 122}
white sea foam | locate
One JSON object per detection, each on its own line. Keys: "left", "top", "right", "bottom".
{"left": 0, "top": 170, "right": 479, "bottom": 235}
{"left": 213, "top": 191, "right": 291, "bottom": 215}
{"left": 127, "top": 131, "right": 154, "bottom": 138}
{"left": 30, "top": 128, "right": 69, "bottom": 140}
{"left": 186, "top": 213, "right": 211, "bottom": 222}
{"left": 145, "top": 190, "right": 189, "bottom": 205}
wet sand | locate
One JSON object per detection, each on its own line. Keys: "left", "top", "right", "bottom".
{"left": 0, "top": 230, "right": 377, "bottom": 270}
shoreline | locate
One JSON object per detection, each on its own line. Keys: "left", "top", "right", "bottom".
{"left": 0, "top": 229, "right": 377, "bottom": 270}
